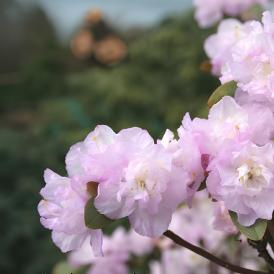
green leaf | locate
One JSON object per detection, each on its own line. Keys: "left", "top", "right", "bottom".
{"left": 52, "top": 261, "right": 74, "bottom": 274}
{"left": 229, "top": 211, "right": 267, "bottom": 241}
{"left": 84, "top": 197, "right": 112, "bottom": 229}
{"left": 207, "top": 81, "right": 237, "bottom": 108}
{"left": 52, "top": 261, "right": 89, "bottom": 274}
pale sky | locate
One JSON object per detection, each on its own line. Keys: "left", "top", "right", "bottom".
{"left": 18, "top": 0, "right": 192, "bottom": 40}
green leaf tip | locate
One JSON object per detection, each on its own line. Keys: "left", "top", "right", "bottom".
{"left": 229, "top": 211, "right": 267, "bottom": 241}
{"left": 207, "top": 81, "right": 237, "bottom": 108}
{"left": 84, "top": 197, "right": 112, "bottom": 229}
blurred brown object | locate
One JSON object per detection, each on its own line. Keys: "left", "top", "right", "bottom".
{"left": 71, "top": 9, "right": 127, "bottom": 65}
{"left": 200, "top": 60, "right": 212, "bottom": 74}
{"left": 85, "top": 8, "right": 103, "bottom": 25}
{"left": 70, "top": 30, "right": 94, "bottom": 59}
{"left": 94, "top": 36, "right": 127, "bottom": 65}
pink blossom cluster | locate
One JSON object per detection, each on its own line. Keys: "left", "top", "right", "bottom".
{"left": 150, "top": 238, "right": 260, "bottom": 274}
{"left": 150, "top": 193, "right": 261, "bottom": 274}
{"left": 183, "top": 95, "right": 274, "bottom": 226}
{"left": 68, "top": 228, "right": 153, "bottom": 274}
{"left": 67, "top": 193, "right": 236, "bottom": 274}
{"left": 193, "top": 0, "right": 268, "bottom": 28}
{"left": 38, "top": 11, "right": 274, "bottom": 259}
{"left": 203, "top": 11, "right": 274, "bottom": 224}
{"left": 38, "top": 124, "right": 203, "bottom": 255}
{"left": 205, "top": 11, "right": 274, "bottom": 108}
{"left": 160, "top": 192, "right": 234, "bottom": 250}
{"left": 38, "top": 96, "right": 274, "bottom": 254}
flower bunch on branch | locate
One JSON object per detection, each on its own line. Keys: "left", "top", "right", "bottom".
{"left": 38, "top": 10, "right": 274, "bottom": 274}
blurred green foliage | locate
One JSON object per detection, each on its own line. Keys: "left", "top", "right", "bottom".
{"left": 0, "top": 2, "right": 218, "bottom": 274}
{"left": 67, "top": 15, "right": 218, "bottom": 137}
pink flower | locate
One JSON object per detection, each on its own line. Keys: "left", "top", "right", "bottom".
{"left": 178, "top": 113, "right": 210, "bottom": 156}
{"left": 194, "top": 0, "right": 223, "bottom": 28}
{"left": 65, "top": 125, "right": 116, "bottom": 186}
{"left": 204, "top": 19, "right": 249, "bottom": 75}
{"left": 38, "top": 169, "right": 103, "bottom": 255}
{"left": 205, "top": 97, "right": 273, "bottom": 153}
{"left": 213, "top": 202, "right": 238, "bottom": 234}
{"left": 207, "top": 141, "right": 274, "bottom": 226}
{"left": 161, "top": 126, "right": 205, "bottom": 204}
{"left": 150, "top": 248, "right": 209, "bottom": 274}
{"left": 41, "top": 125, "right": 188, "bottom": 246}
{"left": 206, "top": 11, "right": 274, "bottom": 107}
{"left": 169, "top": 192, "right": 225, "bottom": 250}
{"left": 179, "top": 97, "right": 274, "bottom": 163}
{"left": 69, "top": 228, "right": 129, "bottom": 274}
{"left": 87, "top": 256, "right": 128, "bottom": 274}
{"left": 66, "top": 126, "right": 155, "bottom": 189}
{"left": 94, "top": 129, "right": 187, "bottom": 237}
{"left": 127, "top": 229, "right": 154, "bottom": 256}
{"left": 69, "top": 227, "right": 153, "bottom": 274}
{"left": 194, "top": 0, "right": 268, "bottom": 28}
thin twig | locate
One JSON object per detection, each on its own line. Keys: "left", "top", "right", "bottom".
{"left": 164, "top": 230, "right": 268, "bottom": 274}
{"left": 267, "top": 222, "right": 274, "bottom": 254}
{"left": 248, "top": 231, "right": 274, "bottom": 271}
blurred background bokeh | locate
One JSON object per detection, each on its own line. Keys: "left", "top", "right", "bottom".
{"left": 0, "top": 0, "right": 219, "bottom": 273}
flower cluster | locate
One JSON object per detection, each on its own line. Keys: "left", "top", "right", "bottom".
{"left": 38, "top": 124, "right": 204, "bottom": 255}
{"left": 150, "top": 193, "right": 244, "bottom": 274}
{"left": 64, "top": 193, "right": 260, "bottom": 274}
{"left": 69, "top": 228, "right": 153, "bottom": 274}
{"left": 67, "top": 193, "right": 239, "bottom": 274}
{"left": 205, "top": 11, "right": 274, "bottom": 108}
{"left": 38, "top": 96, "right": 274, "bottom": 254}
{"left": 202, "top": 13, "right": 274, "bottom": 227}
{"left": 193, "top": 0, "right": 268, "bottom": 28}
{"left": 38, "top": 11, "right": 274, "bottom": 272}
{"left": 38, "top": 169, "right": 104, "bottom": 255}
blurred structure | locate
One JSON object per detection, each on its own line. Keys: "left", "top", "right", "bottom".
{"left": 71, "top": 9, "right": 127, "bottom": 65}
{"left": 85, "top": 8, "right": 103, "bottom": 25}
{"left": 94, "top": 36, "right": 127, "bottom": 65}
{"left": 71, "top": 30, "right": 94, "bottom": 59}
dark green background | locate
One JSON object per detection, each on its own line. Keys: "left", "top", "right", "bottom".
{"left": 0, "top": 1, "right": 218, "bottom": 273}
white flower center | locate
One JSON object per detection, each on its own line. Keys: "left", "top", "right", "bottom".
{"left": 262, "top": 62, "right": 272, "bottom": 77}
{"left": 234, "top": 25, "right": 242, "bottom": 40}
{"left": 128, "top": 169, "right": 160, "bottom": 201}
{"left": 125, "top": 169, "right": 156, "bottom": 200}
{"left": 134, "top": 177, "right": 148, "bottom": 192}
{"left": 237, "top": 162, "right": 263, "bottom": 187}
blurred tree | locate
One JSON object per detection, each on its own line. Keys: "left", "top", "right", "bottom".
{"left": 67, "top": 13, "right": 218, "bottom": 138}
{"left": 0, "top": 2, "right": 66, "bottom": 274}
{"left": 0, "top": 0, "right": 24, "bottom": 73}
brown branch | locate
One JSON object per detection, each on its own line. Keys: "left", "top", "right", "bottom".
{"left": 164, "top": 230, "right": 268, "bottom": 274}
{"left": 248, "top": 240, "right": 274, "bottom": 271}
{"left": 267, "top": 221, "right": 274, "bottom": 254}
{"left": 248, "top": 230, "right": 274, "bottom": 271}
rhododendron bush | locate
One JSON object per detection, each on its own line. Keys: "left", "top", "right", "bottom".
{"left": 38, "top": 7, "right": 274, "bottom": 274}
